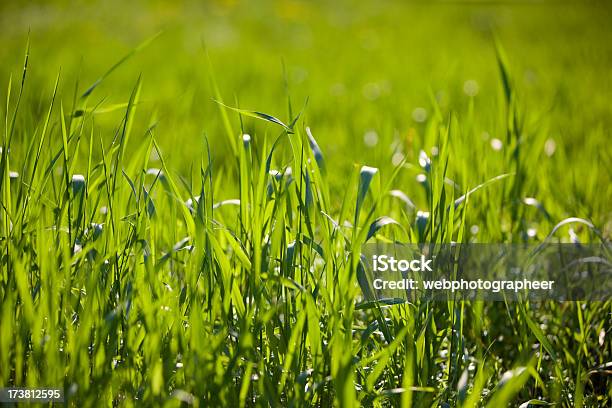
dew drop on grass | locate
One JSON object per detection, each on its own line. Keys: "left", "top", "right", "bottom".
{"left": 91, "top": 223, "right": 103, "bottom": 240}
{"left": 283, "top": 167, "right": 293, "bottom": 184}
{"left": 419, "top": 150, "right": 431, "bottom": 171}
{"left": 363, "top": 130, "right": 378, "bottom": 147}
{"left": 544, "top": 138, "right": 556, "bottom": 156}
{"left": 146, "top": 168, "right": 163, "bottom": 178}
{"left": 470, "top": 225, "right": 480, "bottom": 235}
{"left": 416, "top": 210, "right": 429, "bottom": 238}
{"left": 185, "top": 196, "right": 200, "bottom": 212}
{"left": 72, "top": 174, "right": 85, "bottom": 193}
{"left": 412, "top": 107, "right": 427, "bottom": 123}
{"left": 490, "top": 138, "right": 503, "bottom": 151}
{"left": 9, "top": 171, "right": 19, "bottom": 179}
{"left": 416, "top": 173, "right": 427, "bottom": 184}
{"left": 527, "top": 228, "right": 537, "bottom": 238}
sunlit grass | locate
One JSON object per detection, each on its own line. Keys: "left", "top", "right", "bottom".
{"left": 0, "top": 2, "right": 611, "bottom": 406}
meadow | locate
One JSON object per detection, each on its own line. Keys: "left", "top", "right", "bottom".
{"left": 0, "top": 1, "right": 611, "bottom": 406}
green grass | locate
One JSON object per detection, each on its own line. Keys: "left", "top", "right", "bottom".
{"left": 0, "top": 1, "right": 611, "bottom": 406}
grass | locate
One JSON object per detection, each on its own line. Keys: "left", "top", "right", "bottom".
{"left": 0, "top": 1, "right": 611, "bottom": 406}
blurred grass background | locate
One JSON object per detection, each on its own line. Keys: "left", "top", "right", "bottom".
{"left": 1, "top": 1, "right": 611, "bottom": 405}
{"left": 0, "top": 0, "right": 610, "bottom": 222}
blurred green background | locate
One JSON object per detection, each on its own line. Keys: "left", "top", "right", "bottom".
{"left": 1, "top": 2, "right": 611, "bottom": 405}
{"left": 1, "top": 0, "right": 610, "bottom": 225}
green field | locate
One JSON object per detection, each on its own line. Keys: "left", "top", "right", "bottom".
{"left": 0, "top": 1, "right": 611, "bottom": 406}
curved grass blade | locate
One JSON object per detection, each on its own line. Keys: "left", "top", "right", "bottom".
{"left": 356, "top": 255, "right": 374, "bottom": 300}
{"left": 213, "top": 100, "right": 293, "bottom": 133}
{"left": 306, "top": 126, "right": 325, "bottom": 172}
{"left": 366, "top": 216, "right": 404, "bottom": 241}
{"left": 355, "top": 165, "right": 378, "bottom": 224}
{"left": 454, "top": 173, "right": 513, "bottom": 209}
{"left": 522, "top": 197, "right": 552, "bottom": 221}
{"left": 212, "top": 199, "right": 240, "bottom": 209}
{"left": 390, "top": 189, "right": 416, "bottom": 211}
{"left": 81, "top": 31, "right": 161, "bottom": 98}
{"left": 540, "top": 217, "right": 603, "bottom": 245}
{"left": 356, "top": 298, "right": 406, "bottom": 310}
{"left": 494, "top": 35, "right": 513, "bottom": 104}
{"left": 73, "top": 102, "right": 140, "bottom": 117}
